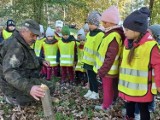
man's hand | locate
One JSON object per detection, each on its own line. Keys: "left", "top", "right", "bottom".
{"left": 43, "top": 60, "right": 50, "bottom": 67}
{"left": 30, "top": 85, "right": 45, "bottom": 101}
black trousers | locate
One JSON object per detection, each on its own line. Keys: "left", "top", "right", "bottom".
{"left": 86, "top": 69, "right": 98, "bottom": 93}
{"left": 126, "top": 101, "right": 151, "bottom": 120}
{"left": 75, "top": 71, "right": 87, "bottom": 84}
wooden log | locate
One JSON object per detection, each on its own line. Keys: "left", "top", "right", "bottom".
{"left": 41, "top": 84, "right": 54, "bottom": 120}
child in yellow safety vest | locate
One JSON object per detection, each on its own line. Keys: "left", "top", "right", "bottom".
{"left": 75, "top": 28, "right": 87, "bottom": 85}
{"left": 58, "top": 26, "right": 77, "bottom": 85}
{"left": 94, "top": 6, "right": 125, "bottom": 111}
{"left": 41, "top": 27, "right": 58, "bottom": 80}
{"left": 119, "top": 8, "right": 160, "bottom": 120}
{"left": 54, "top": 20, "right": 63, "bottom": 41}
{"left": 54, "top": 20, "right": 64, "bottom": 77}
{"left": 2, "top": 19, "right": 16, "bottom": 40}
{"left": 83, "top": 11, "right": 104, "bottom": 100}
{"left": 34, "top": 24, "right": 46, "bottom": 57}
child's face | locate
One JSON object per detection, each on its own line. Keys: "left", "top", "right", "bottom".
{"left": 88, "top": 23, "right": 97, "bottom": 31}
{"left": 77, "top": 34, "right": 81, "bottom": 40}
{"left": 8, "top": 26, "right": 15, "bottom": 31}
{"left": 55, "top": 27, "right": 62, "bottom": 33}
{"left": 84, "top": 30, "right": 89, "bottom": 35}
{"left": 102, "top": 21, "right": 112, "bottom": 28}
{"left": 47, "top": 36, "right": 53, "bottom": 40}
{"left": 124, "top": 28, "right": 140, "bottom": 40}
{"left": 62, "top": 35, "right": 69, "bottom": 39}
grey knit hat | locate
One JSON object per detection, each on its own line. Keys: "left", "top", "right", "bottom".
{"left": 86, "top": 11, "right": 100, "bottom": 26}
{"left": 77, "top": 28, "right": 86, "bottom": 40}
{"left": 148, "top": 24, "right": 160, "bottom": 42}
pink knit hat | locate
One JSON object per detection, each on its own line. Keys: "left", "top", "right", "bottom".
{"left": 101, "top": 6, "right": 120, "bottom": 24}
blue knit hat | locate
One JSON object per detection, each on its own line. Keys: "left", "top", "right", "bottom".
{"left": 7, "top": 19, "right": 15, "bottom": 26}
{"left": 123, "top": 7, "right": 150, "bottom": 33}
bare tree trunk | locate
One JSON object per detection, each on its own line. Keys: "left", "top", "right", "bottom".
{"left": 32, "top": 0, "right": 44, "bottom": 24}
{"left": 149, "top": 0, "right": 154, "bottom": 23}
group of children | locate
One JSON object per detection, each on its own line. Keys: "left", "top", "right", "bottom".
{"left": 32, "top": 5, "right": 160, "bottom": 120}
{"left": 33, "top": 20, "right": 89, "bottom": 87}
{"left": 81, "top": 6, "right": 160, "bottom": 120}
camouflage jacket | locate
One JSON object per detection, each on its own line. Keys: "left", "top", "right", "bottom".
{"left": 0, "top": 31, "right": 47, "bottom": 97}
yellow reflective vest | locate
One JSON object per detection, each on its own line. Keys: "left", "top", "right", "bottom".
{"left": 54, "top": 33, "right": 61, "bottom": 41}
{"left": 82, "top": 32, "right": 104, "bottom": 66}
{"left": 34, "top": 38, "right": 46, "bottom": 57}
{"left": 157, "top": 43, "right": 160, "bottom": 49}
{"left": 58, "top": 40, "right": 75, "bottom": 66}
{"left": 43, "top": 42, "right": 58, "bottom": 67}
{"left": 118, "top": 40, "right": 157, "bottom": 96}
{"left": 75, "top": 42, "right": 85, "bottom": 72}
{"left": 93, "top": 32, "right": 122, "bottom": 75}
{"left": 2, "top": 29, "right": 12, "bottom": 40}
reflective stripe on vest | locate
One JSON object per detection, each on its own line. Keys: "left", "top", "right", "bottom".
{"left": 151, "top": 69, "right": 157, "bottom": 94}
{"left": 58, "top": 39, "right": 75, "bottom": 66}
{"left": 60, "top": 55, "right": 74, "bottom": 65}
{"left": 83, "top": 55, "right": 95, "bottom": 62}
{"left": 82, "top": 32, "right": 104, "bottom": 66}
{"left": 93, "top": 32, "right": 122, "bottom": 75}
{"left": 118, "top": 40, "right": 157, "bottom": 96}
{"left": 2, "top": 29, "right": 12, "bottom": 40}
{"left": 61, "top": 55, "right": 74, "bottom": 58}
{"left": 119, "top": 79, "right": 148, "bottom": 90}
{"left": 120, "top": 68, "right": 148, "bottom": 77}
{"left": 43, "top": 42, "right": 58, "bottom": 66}
{"left": 45, "top": 55, "right": 57, "bottom": 59}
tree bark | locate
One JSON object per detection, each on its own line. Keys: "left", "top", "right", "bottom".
{"left": 149, "top": 0, "right": 154, "bottom": 23}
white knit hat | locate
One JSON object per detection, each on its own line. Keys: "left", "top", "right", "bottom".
{"left": 55, "top": 20, "right": 63, "bottom": 28}
{"left": 46, "top": 27, "right": 54, "bottom": 37}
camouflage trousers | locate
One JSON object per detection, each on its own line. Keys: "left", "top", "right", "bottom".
{"left": 0, "top": 77, "right": 55, "bottom": 106}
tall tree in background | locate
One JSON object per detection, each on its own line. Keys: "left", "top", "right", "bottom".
{"left": 31, "top": 0, "right": 46, "bottom": 24}
{"left": 0, "top": 0, "right": 159, "bottom": 27}
{"left": 150, "top": 0, "right": 160, "bottom": 24}
{"left": 149, "top": 0, "right": 154, "bottom": 17}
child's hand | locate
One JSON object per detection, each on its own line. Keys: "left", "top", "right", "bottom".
{"left": 43, "top": 60, "right": 50, "bottom": 67}
{"left": 80, "top": 41, "right": 85, "bottom": 45}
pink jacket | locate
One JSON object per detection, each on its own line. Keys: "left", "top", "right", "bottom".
{"left": 119, "top": 32, "right": 160, "bottom": 102}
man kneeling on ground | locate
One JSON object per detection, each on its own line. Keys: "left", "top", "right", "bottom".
{"left": 0, "top": 19, "right": 55, "bottom": 106}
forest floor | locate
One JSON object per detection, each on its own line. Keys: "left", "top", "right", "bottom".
{"left": 0, "top": 81, "right": 160, "bottom": 120}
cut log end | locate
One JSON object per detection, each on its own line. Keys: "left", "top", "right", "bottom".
{"left": 41, "top": 84, "right": 49, "bottom": 90}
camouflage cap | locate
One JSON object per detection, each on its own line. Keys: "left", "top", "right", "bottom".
{"left": 23, "top": 19, "right": 41, "bottom": 36}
